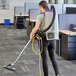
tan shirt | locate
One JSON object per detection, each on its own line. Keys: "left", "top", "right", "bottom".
{"left": 36, "top": 13, "right": 45, "bottom": 30}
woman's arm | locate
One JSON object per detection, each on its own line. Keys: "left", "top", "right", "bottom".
{"left": 30, "top": 14, "right": 42, "bottom": 40}
{"left": 30, "top": 24, "right": 39, "bottom": 40}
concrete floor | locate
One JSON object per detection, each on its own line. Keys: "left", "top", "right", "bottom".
{"left": 0, "top": 25, "right": 76, "bottom": 76}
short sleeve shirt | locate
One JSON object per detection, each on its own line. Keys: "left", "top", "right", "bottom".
{"left": 36, "top": 13, "right": 45, "bottom": 30}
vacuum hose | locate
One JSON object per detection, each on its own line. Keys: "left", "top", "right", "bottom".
{"left": 37, "top": 5, "right": 56, "bottom": 34}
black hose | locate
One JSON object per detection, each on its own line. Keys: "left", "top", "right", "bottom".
{"left": 37, "top": 5, "right": 56, "bottom": 34}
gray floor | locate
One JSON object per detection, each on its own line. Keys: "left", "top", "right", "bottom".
{"left": 0, "top": 26, "right": 76, "bottom": 76}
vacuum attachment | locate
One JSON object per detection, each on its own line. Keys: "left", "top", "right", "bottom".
{"left": 4, "top": 40, "right": 31, "bottom": 71}
{"left": 4, "top": 63, "right": 15, "bottom": 71}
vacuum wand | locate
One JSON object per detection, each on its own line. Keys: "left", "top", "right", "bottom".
{"left": 13, "top": 40, "right": 31, "bottom": 65}
{"left": 4, "top": 40, "right": 31, "bottom": 71}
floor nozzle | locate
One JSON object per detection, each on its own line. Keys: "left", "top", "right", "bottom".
{"left": 4, "top": 63, "right": 15, "bottom": 71}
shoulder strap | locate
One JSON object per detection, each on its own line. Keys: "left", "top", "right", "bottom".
{"left": 40, "top": 12, "right": 45, "bottom": 14}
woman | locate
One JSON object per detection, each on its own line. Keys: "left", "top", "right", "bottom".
{"left": 30, "top": 1, "right": 60, "bottom": 76}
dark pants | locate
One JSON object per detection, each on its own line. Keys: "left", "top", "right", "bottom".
{"left": 41, "top": 38, "right": 59, "bottom": 76}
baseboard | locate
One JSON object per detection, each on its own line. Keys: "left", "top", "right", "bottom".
{"left": 0, "top": 23, "right": 14, "bottom": 25}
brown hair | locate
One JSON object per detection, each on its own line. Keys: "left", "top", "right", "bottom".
{"left": 39, "top": 1, "right": 49, "bottom": 10}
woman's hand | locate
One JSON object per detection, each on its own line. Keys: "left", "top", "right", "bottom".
{"left": 30, "top": 33, "right": 34, "bottom": 40}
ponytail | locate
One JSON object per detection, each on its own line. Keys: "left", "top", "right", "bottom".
{"left": 46, "top": 6, "right": 49, "bottom": 10}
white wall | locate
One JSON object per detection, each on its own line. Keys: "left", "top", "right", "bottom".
{"left": 0, "top": 0, "right": 41, "bottom": 23}
{"left": 57, "top": 0, "right": 64, "bottom": 4}
{"left": 45, "top": 0, "right": 49, "bottom": 3}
